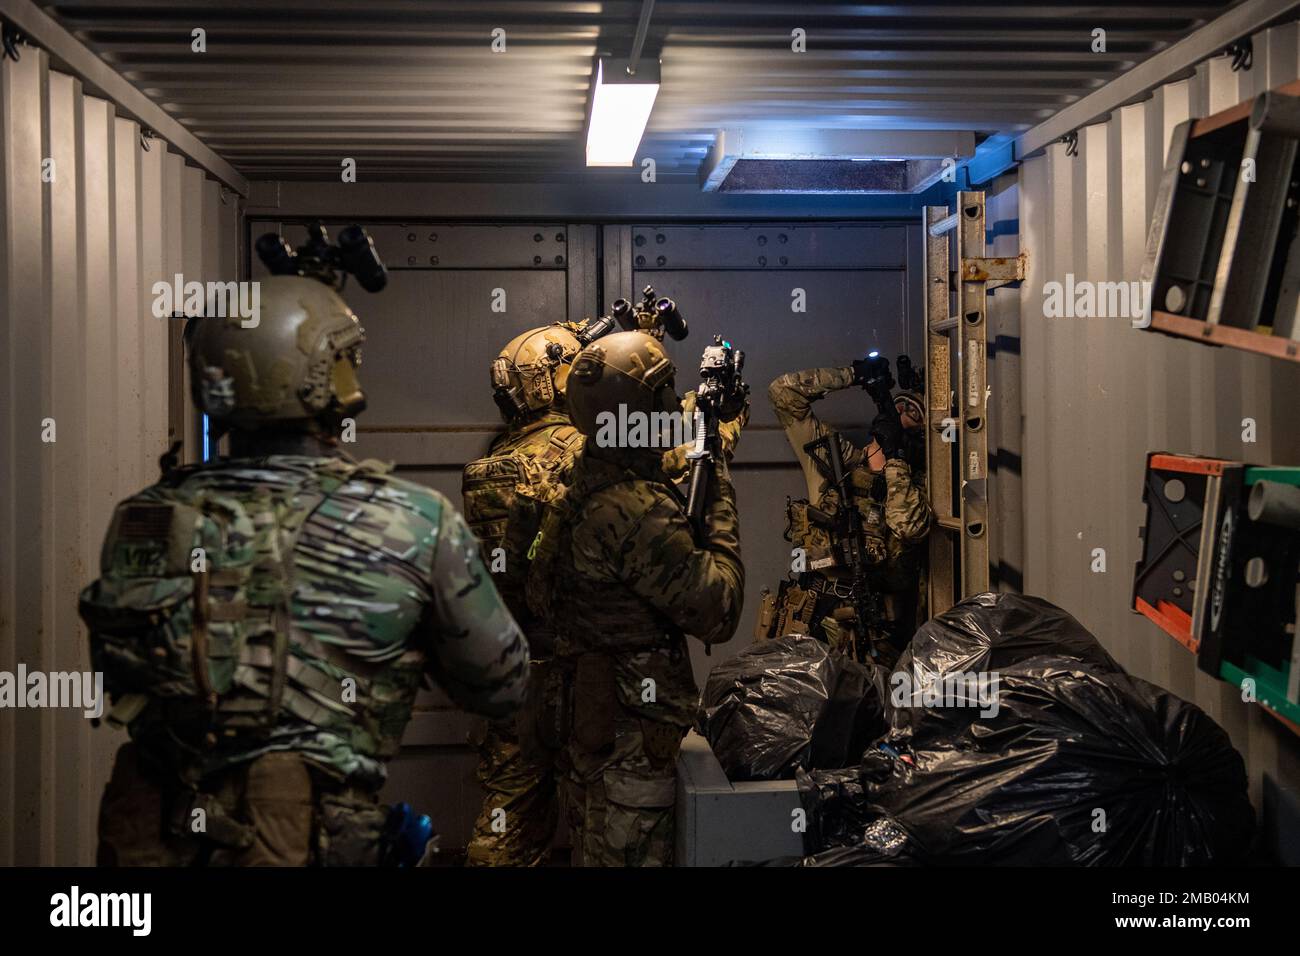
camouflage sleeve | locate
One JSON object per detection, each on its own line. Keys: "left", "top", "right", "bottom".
{"left": 586, "top": 464, "right": 744, "bottom": 647}
{"left": 719, "top": 399, "right": 749, "bottom": 459}
{"left": 425, "top": 504, "right": 530, "bottom": 718}
{"left": 661, "top": 390, "right": 749, "bottom": 479}
{"left": 884, "top": 458, "right": 932, "bottom": 545}
{"left": 767, "top": 367, "right": 856, "bottom": 501}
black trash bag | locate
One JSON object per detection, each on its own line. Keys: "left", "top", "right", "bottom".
{"left": 802, "top": 654, "right": 1256, "bottom": 865}
{"left": 700, "top": 635, "right": 888, "bottom": 780}
{"left": 898, "top": 591, "right": 1123, "bottom": 684}
{"left": 810, "top": 655, "right": 890, "bottom": 770}
{"left": 700, "top": 635, "right": 834, "bottom": 780}
{"left": 796, "top": 765, "right": 879, "bottom": 851}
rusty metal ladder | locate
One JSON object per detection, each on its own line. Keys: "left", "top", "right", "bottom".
{"left": 923, "top": 191, "right": 1023, "bottom": 614}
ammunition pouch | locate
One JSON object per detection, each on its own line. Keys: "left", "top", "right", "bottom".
{"left": 638, "top": 718, "right": 685, "bottom": 769}
{"left": 785, "top": 497, "right": 834, "bottom": 562}
{"left": 314, "top": 790, "right": 387, "bottom": 867}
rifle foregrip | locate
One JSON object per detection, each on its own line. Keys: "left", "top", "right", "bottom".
{"left": 686, "top": 458, "right": 710, "bottom": 533}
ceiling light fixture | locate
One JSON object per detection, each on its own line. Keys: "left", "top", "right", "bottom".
{"left": 585, "top": 56, "right": 660, "bottom": 167}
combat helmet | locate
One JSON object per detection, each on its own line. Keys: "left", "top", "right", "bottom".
{"left": 567, "top": 331, "right": 682, "bottom": 446}
{"left": 491, "top": 324, "right": 582, "bottom": 423}
{"left": 186, "top": 274, "right": 366, "bottom": 435}
{"left": 895, "top": 390, "right": 924, "bottom": 429}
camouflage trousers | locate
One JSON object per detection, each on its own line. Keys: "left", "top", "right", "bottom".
{"left": 465, "top": 717, "right": 560, "bottom": 867}
{"left": 97, "top": 742, "right": 387, "bottom": 866}
{"left": 558, "top": 695, "right": 685, "bottom": 868}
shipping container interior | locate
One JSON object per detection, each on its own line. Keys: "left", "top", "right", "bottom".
{"left": 2, "top": 0, "right": 1299, "bottom": 867}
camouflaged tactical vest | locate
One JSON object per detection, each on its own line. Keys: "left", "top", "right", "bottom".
{"left": 786, "top": 459, "right": 892, "bottom": 571}
{"left": 461, "top": 417, "right": 581, "bottom": 637}
{"left": 80, "top": 455, "right": 442, "bottom": 788}
{"left": 527, "top": 458, "right": 686, "bottom": 654}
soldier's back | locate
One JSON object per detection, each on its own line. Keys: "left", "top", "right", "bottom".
{"left": 85, "top": 453, "right": 523, "bottom": 785}
{"left": 84, "top": 452, "right": 528, "bottom": 866}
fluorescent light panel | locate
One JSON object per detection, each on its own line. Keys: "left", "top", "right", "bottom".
{"left": 586, "top": 58, "right": 659, "bottom": 167}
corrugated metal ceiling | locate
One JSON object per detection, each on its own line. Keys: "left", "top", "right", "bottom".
{"left": 35, "top": 0, "right": 1243, "bottom": 182}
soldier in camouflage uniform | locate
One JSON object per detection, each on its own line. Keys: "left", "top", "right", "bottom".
{"left": 762, "top": 363, "right": 931, "bottom": 664}
{"left": 462, "top": 324, "right": 584, "bottom": 867}
{"left": 526, "top": 332, "right": 746, "bottom": 867}
{"left": 80, "top": 274, "right": 529, "bottom": 866}
{"left": 461, "top": 323, "right": 746, "bottom": 867}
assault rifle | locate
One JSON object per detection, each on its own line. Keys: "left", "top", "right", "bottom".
{"left": 685, "top": 336, "right": 747, "bottom": 540}
{"left": 802, "top": 430, "right": 881, "bottom": 660}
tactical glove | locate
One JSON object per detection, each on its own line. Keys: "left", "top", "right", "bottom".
{"left": 850, "top": 359, "right": 873, "bottom": 389}
{"left": 871, "top": 412, "right": 903, "bottom": 459}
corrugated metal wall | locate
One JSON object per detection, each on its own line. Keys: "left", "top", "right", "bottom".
{"left": 1014, "top": 20, "right": 1300, "bottom": 822}
{"left": 984, "top": 172, "right": 1025, "bottom": 595}
{"left": 0, "top": 47, "right": 238, "bottom": 866}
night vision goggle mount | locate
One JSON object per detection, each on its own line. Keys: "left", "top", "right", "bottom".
{"left": 576, "top": 285, "right": 690, "bottom": 346}
{"left": 255, "top": 222, "right": 388, "bottom": 294}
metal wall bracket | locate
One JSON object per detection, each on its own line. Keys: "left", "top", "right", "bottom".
{"left": 960, "top": 253, "right": 1026, "bottom": 288}
{"left": 1226, "top": 36, "right": 1254, "bottom": 71}
{"left": 1, "top": 20, "right": 23, "bottom": 61}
